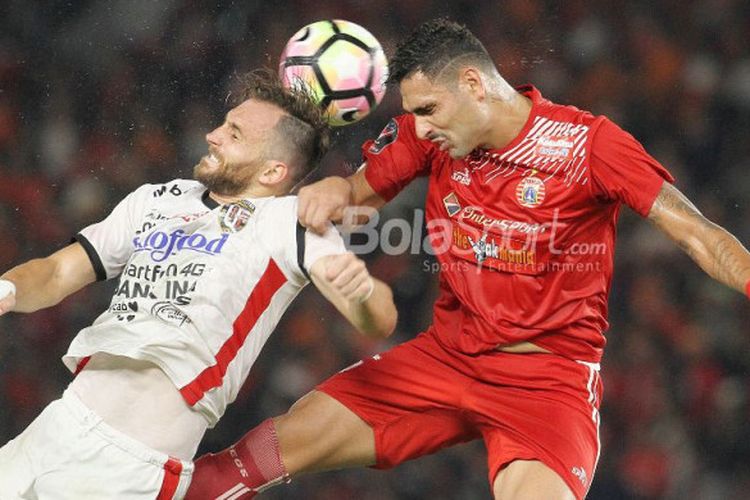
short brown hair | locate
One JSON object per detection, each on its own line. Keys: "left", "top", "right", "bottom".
{"left": 231, "top": 69, "right": 330, "bottom": 182}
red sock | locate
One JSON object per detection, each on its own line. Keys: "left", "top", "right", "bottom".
{"left": 185, "top": 419, "right": 289, "bottom": 499}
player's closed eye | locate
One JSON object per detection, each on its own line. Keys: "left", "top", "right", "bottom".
{"left": 415, "top": 104, "right": 436, "bottom": 116}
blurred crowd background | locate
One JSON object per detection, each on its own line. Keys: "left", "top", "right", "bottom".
{"left": 2, "top": 0, "right": 750, "bottom": 498}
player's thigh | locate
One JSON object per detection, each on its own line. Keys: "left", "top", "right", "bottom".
{"left": 0, "top": 400, "right": 68, "bottom": 499}
{"left": 31, "top": 391, "right": 192, "bottom": 500}
{"left": 274, "top": 390, "right": 376, "bottom": 473}
{"left": 493, "top": 459, "right": 576, "bottom": 500}
{"left": 0, "top": 435, "right": 36, "bottom": 499}
{"left": 34, "top": 454, "right": 188, "bottom": 500}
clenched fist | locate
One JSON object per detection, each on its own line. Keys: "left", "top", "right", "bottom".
{"left": 323, "top": 252, "right": 374, "bottom": 303}
{"left": 297, "top": 176, "right": 353, "bottom": 234}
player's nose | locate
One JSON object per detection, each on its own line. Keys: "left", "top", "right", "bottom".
{"left": 206, "top": 127, "right": 221, "bottom": 146}
{"left": 414, "top": 116, "right": 433, "bottom": 141}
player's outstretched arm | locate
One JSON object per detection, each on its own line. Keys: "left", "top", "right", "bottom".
{"left": 648, "top": 182, "right": 750, "bottom": 297}
{"left": 309, "top": 252, "right": 396, "bottom": 338}
{"left": 0, "top": 242, "right": 97, "bottom": 316}
{"left": 297, "top": 165, "right": 386, "bottom": 234}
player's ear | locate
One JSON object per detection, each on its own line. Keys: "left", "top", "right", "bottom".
{"left": 459, "top": 67, "right": 485, "bottom": 100}
{"left": 258, "top": 161, "right": 289, "bottom": 187}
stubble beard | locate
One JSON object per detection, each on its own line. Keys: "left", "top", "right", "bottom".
{"left": 193, "top": 158, "right": 254, "bottom": 197}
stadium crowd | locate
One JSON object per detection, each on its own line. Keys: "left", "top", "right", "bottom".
{"left": 1, "top": 1, "right": 749, "bottom": 498}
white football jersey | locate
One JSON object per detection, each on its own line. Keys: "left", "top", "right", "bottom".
{"left": 62, "top": 179, "right": 346, "bottom": 427}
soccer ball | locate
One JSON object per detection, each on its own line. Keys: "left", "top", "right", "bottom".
{"left": 279, "top": 20, "right": 388, "bottom": 126}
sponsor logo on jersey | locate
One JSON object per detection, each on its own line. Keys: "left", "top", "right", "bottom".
{"left": 151, "top": 301, "right": 192, "bottom": 326}
{"left": 133, "top": 229, "right": 228, "bottom": 262}
{"left": 535, "top": 135, "right": 574, "bottom": 159}
{"left": 516, "top": 176, "right": 546, "bottom": 208}
{"left": 176, "top": 211, "right": 209, "bottom": 223}
{"left": 110, "top": 301, "right": 139, "bottom": 322}
{"left": 368, "top": 119, "right": 398, "bottom": 154}
{"left": 451, "top": 225, "right": 539, "bottom": 275}
{"left": 458, "top": 206, "right": 547, "bottom": 234}
{"left": 451, "top": 167, "right": 471, "bottom": 185}
{"left": 219, "top": 201, "right": 255, "bottom": 233}
{"left": 443, "top": 192, "right": 461, "bottom": 217}
{"left": 571, "top": 466, "right": 588, "bottom": 487}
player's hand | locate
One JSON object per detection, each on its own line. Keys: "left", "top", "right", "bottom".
{"left": 297, "top": 176, "right": 352, "bottom": 234}
{"left": 0, "top": 280, "right": 17, "bottom": 316}
{"left": 325, "top": 252, "right": 374, "bottom": 303}
{"left": 185, "top": 452, "right": 256, "bottom": 500}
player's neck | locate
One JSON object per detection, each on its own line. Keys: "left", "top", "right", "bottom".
{"left": 484, "top": 92, "right": 533, "bottom": 150}
{"left": 209, "top": 185, "right": 282, "bottom": 205}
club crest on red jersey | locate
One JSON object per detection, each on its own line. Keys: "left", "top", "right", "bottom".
{"left": 219, "top": 201, "right": 255, "bottom": 233}
{"left": 516, "top": 176, "right": 546, "bottom": 208}
{"left": 443, "top": 192, "right": 461, "bottom": 217}
{"left": 369, "top": 119, "right": 398, "bottom": 154}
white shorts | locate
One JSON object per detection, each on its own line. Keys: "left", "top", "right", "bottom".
{"left": 0, "top": 390, "right": 193, "bottom": 499}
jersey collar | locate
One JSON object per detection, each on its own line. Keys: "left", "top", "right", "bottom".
{"left": 201, "top": 190, "right": 220, "bottom": 209}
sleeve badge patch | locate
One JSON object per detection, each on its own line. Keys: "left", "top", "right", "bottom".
{"left": 368, "top": 119, "right": 399, "bottom": 154}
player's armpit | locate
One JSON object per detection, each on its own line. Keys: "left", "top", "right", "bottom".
{"left": 309, "top": 253, "right": 396, "bottom": 338}
{"left": 1, "top": 242, "right": 97, "bottom": 313}
{"left": 647, "top": 182, "right": 750, "bottom": 296}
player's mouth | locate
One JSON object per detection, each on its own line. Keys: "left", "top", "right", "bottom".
{"left": 432, "top": 137, "right": 450, "bottom": 151}
{"left": 201, "top": 151, "right": 223, "bottom": 169}
{"left": 437, "top": 140, "right": 451, "bottom": 152}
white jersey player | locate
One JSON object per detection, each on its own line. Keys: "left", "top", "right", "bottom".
{"left": 0, "top": 70, "right": 397, "bottom": 499}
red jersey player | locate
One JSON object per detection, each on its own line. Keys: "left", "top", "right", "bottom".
{"left": 187, "top": 19, "right": 750, "bottom": 500}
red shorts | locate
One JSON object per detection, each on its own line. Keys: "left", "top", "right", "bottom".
{"left": 317, "top": 329, "right": 602, "bottom": 499}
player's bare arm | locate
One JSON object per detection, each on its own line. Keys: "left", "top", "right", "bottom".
{"left": 310, "top": 252, "right": 396, "bottom": 338}
{"left": 648, "top": 182, "right": 750, "bottom": 295}
{"left": 297, "top": 165, "right": 386, "bottom": 234}
{"left": 0, "top": 242, "right": 96, "bottom": 316}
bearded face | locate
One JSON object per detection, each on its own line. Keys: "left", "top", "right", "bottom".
{"left": 193, "top": 148, "right": 263, "bottom": 197}
{"left": 195, "top": 99, "right": 286, "bottom": 198}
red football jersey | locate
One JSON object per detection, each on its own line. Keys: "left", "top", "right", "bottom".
{"left": 362, "top": 86, "right": 674, "bottom": 362}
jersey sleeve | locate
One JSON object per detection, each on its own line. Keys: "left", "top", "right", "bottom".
{"left": 589, "top": 118, "right": 675, "bottom": 217}
{"left": 362, "top": 114, "right": 435, "bottom": 201}
{"left": 262, "top": 197, "right": 347, "bottom": 285}
{"left": 74, "top": 184, "right": 153, "bottom": 281}
{"left": 302, "top": 224, "right": 348, "bottom": 272}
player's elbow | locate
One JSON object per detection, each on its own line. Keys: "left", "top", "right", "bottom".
{"left": 361, "top": 309, "right": 397, "bottom": 339}
{"left": 359, "top": 293, "right": 397, "bottom": 339}
{"left": 376, "top": 307, "right": 398, "bottom": 339}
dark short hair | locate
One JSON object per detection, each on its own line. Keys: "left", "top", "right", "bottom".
{"left": 232, "top": 69, "right": 330, "bottom": 182}
{"left": 388, "top": 18, "right": 494, "bottom": 85}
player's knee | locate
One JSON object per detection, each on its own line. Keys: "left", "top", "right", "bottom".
{"left": 272, "top": 390, "right": 376, "bottom": 474}
{"left": 273, "top": 391, "right": 335, "bottom": 448}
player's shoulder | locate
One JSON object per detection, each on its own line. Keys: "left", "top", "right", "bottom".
{"left": 250, "top": 196, "right": 300, "bottom": 251}
{"left": 255, "top": 195, "right": 299, "bottom": 218}
{"left": 528, "top": 86, "right": 606, "bottom": 128}
{"left": 541, "top": 100, "right": 604, "bottom": 127}
{"left": 134, "top": 179, "right": 206, "bottom": 201}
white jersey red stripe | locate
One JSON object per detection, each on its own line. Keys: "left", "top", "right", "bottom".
{"left": 180, "top": 258, "right": 288, "bottom": 406}
{"left": 156, "top": 457, "right": 183, "bottom": 500}
{"left": 62, "top": 180, "right": 346, "bottom": 426}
